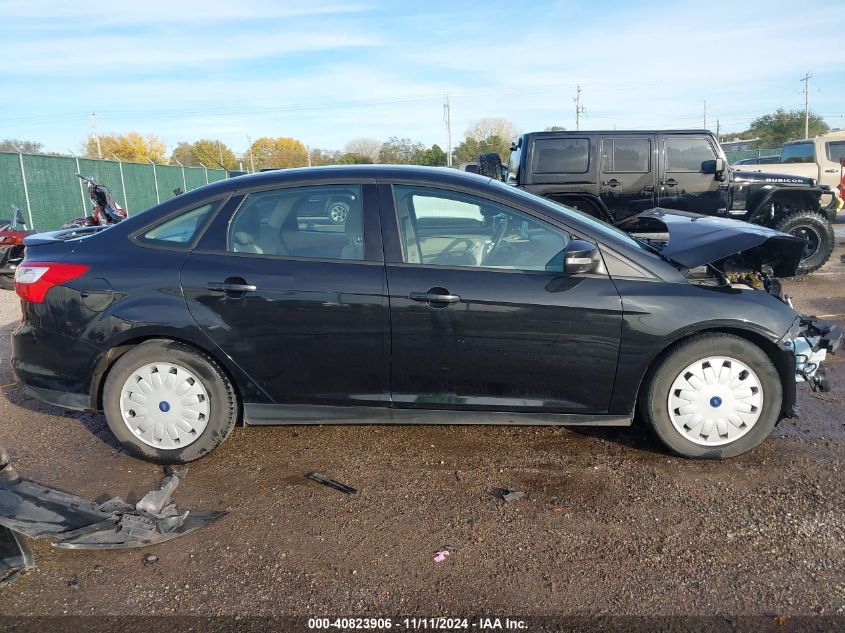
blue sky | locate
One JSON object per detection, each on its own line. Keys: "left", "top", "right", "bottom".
{"left": 2, "top": 0, "right": 844, "bottom": 158}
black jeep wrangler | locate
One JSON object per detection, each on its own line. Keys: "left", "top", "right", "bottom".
{"left": 477, "top": 130, "right": 836, "bottom": 274}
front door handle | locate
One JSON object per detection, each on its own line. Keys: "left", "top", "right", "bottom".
{"left": 660, "top": 178, "right": 678, "bottom": 187}
{"left": 409, "top": 290, "right": 461, "bottom": 305}
{"left": 824, "top": 168, "right": 838, "bottom": 173}
{"left": 601, "top": 179, "right": 621, "bottom": 187}
{"left": 643, "top": 185, "right": 655, "bottom": 192}
{"left": 208, "top": 281, "right": 258, "bottom": 294}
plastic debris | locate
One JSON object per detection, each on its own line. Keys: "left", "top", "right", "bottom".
{"left": 498, "top": 488, "right": 525, "bottom": 502}
{"left": 67, "top": 575, "right": 80, "bottom": 590}
{"left": 0, "top": 443, "right": 225, "bottom": 580}
{"left": 307, "top": 472, "right": 357, "bottom": 495}
{"left": 142, "top": 553, "right": 159, "bottom": 566}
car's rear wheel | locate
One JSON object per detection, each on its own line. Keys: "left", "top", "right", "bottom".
{"left": 0, "top": 274, "right": 14, "bottom": 290}
{"left": 640, "top": 334, "right": 782, "bottom": 459}
{"left": 103, "top": 340, "right": 237, "bottom": 463}
{"left": 774, "top": 210, "right": 834, "bottom": 275}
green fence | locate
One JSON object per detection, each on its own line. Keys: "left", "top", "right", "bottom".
{"left": 0, "top": 152, "right": 227, "bottom": 231}
{"left": 725, "top": 148, "right": 782, "bottom": 164}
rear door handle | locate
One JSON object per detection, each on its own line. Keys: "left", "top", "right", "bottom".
{"left": 660, "top": 178, "right": 678, "bottom": 187}
{"left": 601, "top": 179, "right": 621, "bottom": 187}
{"left": 208, "top": 282, "right": 258, "bottom": 293}
{"left": 409, "top": 291, "right": 461, "bottom": 304}
{"left": 824, "top": 169, "right": 838, "bottom": 173}
{"left": 643, "top": 185, "right": 655, "bottom": 192}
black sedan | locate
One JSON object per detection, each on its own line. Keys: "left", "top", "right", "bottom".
{"left": 10, "top": 166, "right": 840, "bottom": 463}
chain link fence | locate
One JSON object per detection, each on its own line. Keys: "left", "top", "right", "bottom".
{"left": 725, "top": 148, "right": 782, "bottom": 164}
{"left": 0, "top": 152, "right": 227, "bottom": 231}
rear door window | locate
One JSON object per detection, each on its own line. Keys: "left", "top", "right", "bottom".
{"left": 601, "top": 138, "right": 651, "bottom": 172}
{"left": 532, "top": 138, "right": 590, "bottom": 174}
{"left": 780, "top": 142, "right": 815, "bottom": 164}
{"left": 228, "top": 185, "right": 365, "bottom": 261}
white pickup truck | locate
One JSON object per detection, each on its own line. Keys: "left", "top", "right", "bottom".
{"left": 733, "top": 130, "right": 845, "bottom": 211}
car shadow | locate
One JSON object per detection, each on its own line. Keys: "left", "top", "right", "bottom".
{"left": 568, "top": 418, "right": 666, "bottom": 457}
{"left": 0, "top": 319, "right": 124, "bottom": 453}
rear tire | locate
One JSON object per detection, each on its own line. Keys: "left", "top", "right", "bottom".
{"left": 477, "top": 153, "right": 504, "bottom": 181}
{"left": 102, "top": 340, "right": 238, "bottom": 464}
{"left": 0, "top": 274, "right": 13, "bottom": 290}
{"left": 774, "top": 210, "right": 834, "bottom": 275}
{"left": 640, "top": 334, "right": 782, "bottom": 459}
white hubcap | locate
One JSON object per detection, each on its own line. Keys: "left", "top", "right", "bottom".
{"left": 329, "top": 204, "right": 348, "bottom": 223}
{"left": 119, "top": 363, "right": 210, "bottom": 450}
{"left": 667, "top": 356, "right": 764, "bottom": 447}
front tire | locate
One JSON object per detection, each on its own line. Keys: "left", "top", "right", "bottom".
{"left": 774, "top": 210, "right": 834, "bottom": 275}
{"left": 640, "top": 334, "right": 782, "bottom": 459}
{"left": 103, "top": 340, "right": 238, "bottom": 464}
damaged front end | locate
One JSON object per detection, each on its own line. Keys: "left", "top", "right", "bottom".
{"left": 620, "top": 208, "right": 805, "bottom": 304}
{"left": 781, "top": 316, "right": 842, "bottom": 393}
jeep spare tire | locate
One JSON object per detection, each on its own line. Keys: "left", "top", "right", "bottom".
{"left": 477, "top": 153, "right": 504, "bottom": 181}
{"left": 774, "top": 211, "right": 834, "bottom": 275}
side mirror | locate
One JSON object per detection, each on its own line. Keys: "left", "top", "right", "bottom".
{"left": 564, "top": 239, "right": 599, "bottom": 274}
{"left": 701, "top": 158, "right": 726, "bottom": 175}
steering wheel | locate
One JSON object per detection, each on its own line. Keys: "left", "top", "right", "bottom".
{"left": 482, "top": 216, "right": 510, "bottom": 264}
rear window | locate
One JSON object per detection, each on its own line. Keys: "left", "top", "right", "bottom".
{"left": 140, "top": 202, "right": 218, "bottom": 245}
{"left": 825, "top": 141, "right": 845, "bottom": 164}
{"left": 780, "top": 142, "right": 815, "bottom": 164}
{"left": 531, "top": 138, "right": 590, "bottom": 174}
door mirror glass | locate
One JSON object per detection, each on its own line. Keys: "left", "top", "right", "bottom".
{"left": 700, "top": 158, "right": 725, "bottom": 175}
{"left": 564, "top": 239, "right": 599, "bottom": 274}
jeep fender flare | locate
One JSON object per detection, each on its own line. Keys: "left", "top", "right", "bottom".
{"left": 746, "top": 187, "right": 826, "bottom": 224}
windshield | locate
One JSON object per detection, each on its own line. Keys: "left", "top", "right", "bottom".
{"left": 490, "top": 179, "right": 653, "bottom": 252}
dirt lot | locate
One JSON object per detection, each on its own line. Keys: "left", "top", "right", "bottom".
{"left": 2, "top": 221, "right": 845, "bottom": 629}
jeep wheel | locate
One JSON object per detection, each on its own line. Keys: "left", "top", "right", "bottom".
{"left": 640, "top": 334, "right": 782, "bottom": 459}
{"left": 477, "top": 153, "right": 504, "bottom": 181}
{"left": 774, "top": 211, "right": 834, "bottom": 275}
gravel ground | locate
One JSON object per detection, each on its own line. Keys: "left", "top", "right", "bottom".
{"left": 1, "top": 222, "right": 845, "bottom": 628}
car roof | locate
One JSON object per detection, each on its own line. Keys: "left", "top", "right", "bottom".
{"left": 521, "top": 129, "right": 711, "bottom": 138}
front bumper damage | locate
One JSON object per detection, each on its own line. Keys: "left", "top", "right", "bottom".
{"left": 782, "top": 316, "right": 842, "bottom": 392}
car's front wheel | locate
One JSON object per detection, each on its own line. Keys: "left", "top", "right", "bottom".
{"left": 103, "top": 340, "right": 238, "bottom": 463}
{"left": 640, "top": 334, "right": 782, "bottom": 459}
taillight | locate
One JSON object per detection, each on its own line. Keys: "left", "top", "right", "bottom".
{"left": 15, "top": 262, "right": 90, "bottom": 303}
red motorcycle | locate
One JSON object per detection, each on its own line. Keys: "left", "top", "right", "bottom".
{"left": 62, "top": 174, "right": 128, "bottom": 228}
{"left": 0, "top": 206, "right": 34, "bottom": 290}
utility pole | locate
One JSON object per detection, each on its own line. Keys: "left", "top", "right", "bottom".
{"left": 443, "top": 95, "right": 452, "bottom": 167}
{"left": 306, "top": 145, "right": 312, "bottom": 167}
{"left": 703, "top": 100, "right": 707, "bottom": 130}
{"left": 217, "top": 140, "right": 225, "bottom": 170}
{"left": 716, "top": 118, "right": 721, "bottom": 143}
{"left": 90, "top": 112, "right": 102, "bottom": 159}
{"left": 246, "top": 135, "right": 255, "bottom": 172}
{"left": 800, "top": 72, "right": 813, "bottom": 139}
{"left": 574, "top": 85, "right": 586, "bottom": 131}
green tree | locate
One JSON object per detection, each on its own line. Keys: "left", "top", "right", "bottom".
{"left": 414, "top": 144, "right": 447, "bottom": 166}
{"left": 337, "top": 152, "right": 373, "bottom": 164}
{"left": 0, "top": 139, "right": 43, "bottom": 153}
{"left": 745, "top": 108, "right": 830, "bottom": 146}
{"left": 170, "top": 142, "right": 200, "bottom": 166}
{"left": 378, "top": 137, "right": 426, "bottom": 164}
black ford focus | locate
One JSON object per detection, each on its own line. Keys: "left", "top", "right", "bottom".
{"left": 10, "top": 166, "right": 840, "bottom": 463}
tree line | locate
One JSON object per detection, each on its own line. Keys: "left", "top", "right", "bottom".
{"left": 1, "top": 108, "right": 833, "bottom": 168}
